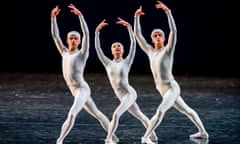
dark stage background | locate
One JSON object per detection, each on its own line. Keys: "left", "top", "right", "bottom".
{"left": 4, "top": 0, "right": 233, "bottom": 76}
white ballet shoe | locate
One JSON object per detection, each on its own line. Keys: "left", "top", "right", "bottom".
{"left": 112, "top": 135, "right": 119, "bottom": 143}
{"left": 105, "top": 139, "right": 117, "bottom": 144}
{"left": 190, "top": 137, "right": 209, "bottom": 144}
{"left": 56, "top": 139, "right": 62, "bottom": 144}
{"left": 141, "top": 137, "right": 155, "bottom": 144}
{"left": 190, "top": 132, "right": 209, "bottom": 139}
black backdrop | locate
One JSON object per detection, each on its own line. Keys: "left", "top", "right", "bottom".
{"left": 3, "top": 0, "right": 233, "bottom": 76}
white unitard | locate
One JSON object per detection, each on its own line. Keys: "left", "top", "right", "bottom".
{"left": 51, "top": 16, "right": 118, "bottom": 144}
{"left": 95, "top": 25, "right": 157, "bottom": 142}
{"left": 134, "top": 10, "right": 208, "bottom": 139}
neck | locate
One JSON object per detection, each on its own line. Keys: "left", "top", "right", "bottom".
{"left": 69, "top": 47, "right": 77, "bottom": 52}
{"left": 114, "top": 54, "right": 122, "bottom": 60}
{"left": 114, "top": 55, "right": 122, "bottom": 62}
{"left": 154, "top": 43, "right": 164, "bottom": 50}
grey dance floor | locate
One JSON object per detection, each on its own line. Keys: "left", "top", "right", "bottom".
{"left": 0, "top": 72, "right": 239, "bottom": 144}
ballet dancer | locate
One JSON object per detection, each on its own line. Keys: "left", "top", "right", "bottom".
{"left": 134, "top": 1, "right": 209, "bottom": 143}
{"left": 95, "top": 18, "right": 158, "bottom": 144}
{"left": 50, "top": 3, "right": 119, "bottom": 144}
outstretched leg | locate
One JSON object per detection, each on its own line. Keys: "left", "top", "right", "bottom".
{"left": 142, "top": 83, "right": 179, "bottom": 144}
{"left": 56, "top": 90, "right": 88, "bottom": 144}
{"left": 128, "top": 102, "right": 158, "bottom": 142}
{"left": 173, "top": 96, "right": 209, "bottom": 138}
{"left": 83, "top": 97, "right": 119, "bottom": 143}
{"left": 105, "top": 94, "right": 136, "bottom": 144}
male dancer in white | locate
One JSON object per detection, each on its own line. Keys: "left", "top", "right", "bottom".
{"left": 95, "top": 18, "right": 157, "bottom": 144}
{"left": 134, "top": 1, "right": 209, "bottom": 143}
{"left": 51, "top": 4, "right": 118, "bottom": 144}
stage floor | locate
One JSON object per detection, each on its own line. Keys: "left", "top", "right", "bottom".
{"left": 0, "top": 72, "right": 239, "bottom": 144}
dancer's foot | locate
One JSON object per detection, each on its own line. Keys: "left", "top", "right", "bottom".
{"left": 112, "top": 135, "right": 119, "bottom": 143}
{"left": 190, "top": 137, "right": 209, "bottom": 144}
{"left": 141, "top": 137, "right": 155, "bottom": 144}
{"left": 190, "top": 132, "right": 209, "bottom": 139}
{"left": 56, "top": 139, "right": 62, "bottom": 144}
{"left": 105, "top": 138, "right": 117, "bottom": 144}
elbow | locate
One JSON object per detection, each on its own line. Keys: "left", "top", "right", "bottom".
{"left": 172, "top": 25, "right": 177, "bottom": 33}
{"left": 134, "top": 31, "right": 139, "bottom": 38}
{"left": 173, "top": 28, "right": 177, "bottom": 33}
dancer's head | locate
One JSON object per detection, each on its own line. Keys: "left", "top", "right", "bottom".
{"left": 111, "top": 42, "right": 124, "bottom": 60}
{"left": 67, "top": 31, "right": 81, "bottom": 51}
{"left": 151, "top": 28, "right": 165, "bottom": 46}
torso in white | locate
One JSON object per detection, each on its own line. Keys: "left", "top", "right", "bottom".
{"left": 106, "top": 59, "right": 132, "bottom": 97}
{"left": 62, "top": 49, "right": 87, "bottom": 88}
{"left": 51, "top": 15, "right": 90, "bottom": 91}
{"left": 148, "top": 46, "right": 174, "bottom": 84}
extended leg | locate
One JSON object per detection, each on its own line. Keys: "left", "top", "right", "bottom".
{"left": 142, "top": 87, "right": 178, "bottom": 144}
{"left": 128, "top": 102, "right": 158, "bottom": 142}
{"left": 83, "top": 97, "right": 119, "bottom": 143}
{"left": 105, "top": 94, "right": 135, "bottom": 144}
{"left": 173, "top": 96, "right": 209, "bottom": 138}
{"left": 56, "top": 91, "right": 88, "bottom": 144}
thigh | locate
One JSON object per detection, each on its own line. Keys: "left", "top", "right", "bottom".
{"left": 114, "top": 94, "right": 135, "bottom": 117}
{"left": 173, "top": 96, "right": 192, "bottom": 114}
{"left": 157, "top": 87, "right": 178, "bottom": 112}
{"left": 69, "top": 89, "right": 88, "bottom": 115}
{"left": 83, "top": 97, "right": 101, "bottom": 116}
{"left": 128, "top": 102, "right": 144, "bottom": 117}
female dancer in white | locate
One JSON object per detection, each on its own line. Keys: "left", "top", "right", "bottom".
{"left": 50, "top": 4, "right": 118, "bottom": 144}
{"left": 95, "top": 18, "right": 157, "bottom": 144}
{"left": 134, "top": 1, "right": 209, "bottom": 143}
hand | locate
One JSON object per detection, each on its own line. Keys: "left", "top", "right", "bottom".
{"left": 155, "top": 1, "right": 170, "bottom": 12}
{"left": 68, "top": 3, "right": 82, "bottom": 16}
{"left": 116, "top": 17, "right": 130, "bottom": 27}
{"left": 51, "top": 5, "right": 61, "bottom": 18}
{"left": 134, "top": 5, "right": 145, "bottom": 17}
{"left": 96, "top": 19, "right": 108, "bottom": 32}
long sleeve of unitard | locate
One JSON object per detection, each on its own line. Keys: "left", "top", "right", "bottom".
{"left": 78, "top": 15, "right": 90, "bottom": 59}
{"left": 95, "top": 32, "right": 111, "bottom": 67}
{"left": 125, "top": 25, "right": 136, "bottom": 67}
{"left": 51, "top": 17, "right": 66, "bottom": 55}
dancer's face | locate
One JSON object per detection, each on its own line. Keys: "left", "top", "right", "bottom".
{"left": 111, "top": 42, "right": 124, "bottom": 58}
{"left": 67, "top": 34, "right": 81, "bottom": 50}
{"left": 151, "top": 31, "right": 165, "bottom": 45}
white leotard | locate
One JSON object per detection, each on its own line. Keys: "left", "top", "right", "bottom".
{"left": 51, "top": 16, "right": 89, "bottom": 92}
{"left": 134, "top": 10, "right": 177, "bottom": 95}
{"left": 134, "top": 10, "right": 209, "bottom": 140}
{"left": 95, "top": 26, "right": 136, "bottom": 100}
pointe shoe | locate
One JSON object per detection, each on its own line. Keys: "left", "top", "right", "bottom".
{"left": 112, "top": 135, "right": 119, "bottom": 143}
{"left": 141, "top": 137, "right": 155, "bottom": 144}
{"left": 105, "top": 139, "right": 117, "bottom": 144}
{"left": 56, "top": 139, "right": 62, "bottom": 144}
{"left": 190, "top": 132, "right": 209, "bottom": 139}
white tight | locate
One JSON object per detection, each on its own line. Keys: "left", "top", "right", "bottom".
{"left": 106, "top": 88, "right": 156, "bottom": 141}
{"left": 144, "top": 80, "right": 207, "bottom": 138}
{"left": 56, "top": 86, "right": 113, "bottom": 144}
{"left": 106, "top": 90, "right": 137, "bottom": 140}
